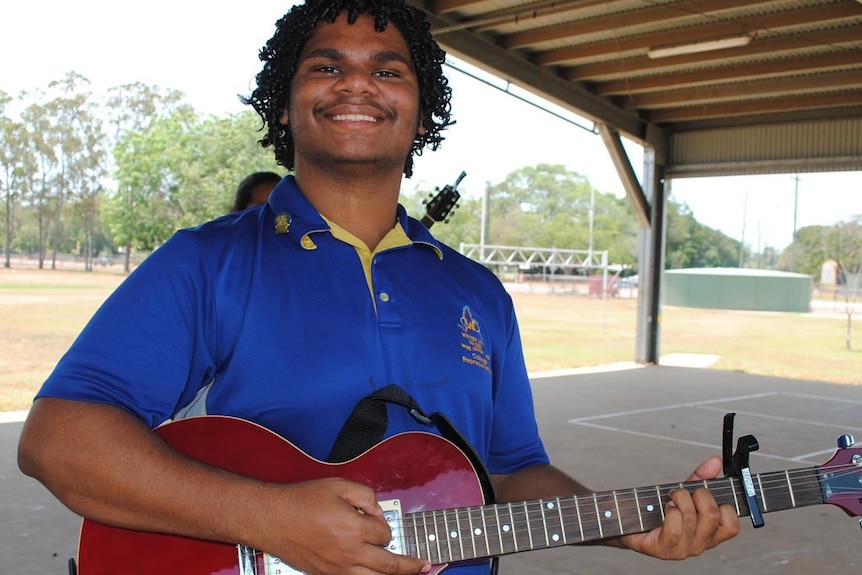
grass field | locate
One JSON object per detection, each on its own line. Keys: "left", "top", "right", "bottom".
{"left": 2, "top": 267, "right": 860, "bottom": 412}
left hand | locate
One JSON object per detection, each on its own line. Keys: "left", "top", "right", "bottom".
{"left": 618, "top": 455, "right": 741, "bottom": 560}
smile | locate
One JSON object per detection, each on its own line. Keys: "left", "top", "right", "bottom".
{"left": 331, "top": 113, "right": 378, "bottom": 122}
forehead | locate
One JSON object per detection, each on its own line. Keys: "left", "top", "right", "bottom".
{"left": 299, "top": 13, "right": 413, "bottom": 63}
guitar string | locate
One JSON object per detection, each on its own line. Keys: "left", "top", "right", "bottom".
{"left": 166, "top": 462, "right": 861, "bottom": 568}
{"left": 368, "top": 462, "right": 861, "bottom": 561}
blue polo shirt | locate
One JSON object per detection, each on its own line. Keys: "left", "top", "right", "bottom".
{"left": 38, "top": 176, "right": 549, "bottom": 570}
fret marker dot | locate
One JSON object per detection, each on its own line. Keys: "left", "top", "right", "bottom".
{"left": 604, "top": 510, "right": 612, "bottom": 519}
{"left": 646, "top": 505, "right": 654, "bottom": 512}
{"left": 450, "top": 531, "right": 458, "bottom": 539}
{"left": 474, "top": 528, "right": 482, "bottom": 536}
{"left": 428, "top": 534, "right": 436, "bottom": 542}
{"left": 552, "top": 534, "right": 560, "bottom": 542}
{"left": 503, "top": 525, "right": 511, "bottom": 533}
{"left": 546, "top": 502, "right": 555, "bottom": 510}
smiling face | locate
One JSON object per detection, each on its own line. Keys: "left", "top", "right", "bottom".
{"left": 281, "top": 13, "right": 425, "bottom": 176}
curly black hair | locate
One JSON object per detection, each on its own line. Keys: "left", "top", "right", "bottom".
{"left": 243, "top": 0, "right": 453, "bottom": 178}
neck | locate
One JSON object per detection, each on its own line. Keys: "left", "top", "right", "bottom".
{"left": 294, "top": 163, "right": 404, "bottom": 250}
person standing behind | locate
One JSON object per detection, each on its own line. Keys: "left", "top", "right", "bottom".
{"left": 18, "top": 1, "right": 739, "bottom": 574}
{"left": 231, "top": 171, "right": 282, "bottom": 211}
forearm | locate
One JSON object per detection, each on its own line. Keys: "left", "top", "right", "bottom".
{"left": 18, "top": 398, "right": 274, "bottom": 548}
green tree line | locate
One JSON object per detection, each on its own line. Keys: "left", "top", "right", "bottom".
{"left": 3, "top": 72, "right": 855, "bottom": 280}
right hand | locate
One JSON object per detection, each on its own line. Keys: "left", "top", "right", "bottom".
{"left": 262, "top": 477, "right": 432, "bottom": 575}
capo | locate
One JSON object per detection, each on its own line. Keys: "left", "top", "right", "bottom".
{"left": 722, "top": 413, "right": 765, "bottom": 528}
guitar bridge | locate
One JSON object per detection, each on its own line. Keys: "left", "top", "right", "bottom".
{"left": 236, "top": 498, "right": 404, "bottom": 574}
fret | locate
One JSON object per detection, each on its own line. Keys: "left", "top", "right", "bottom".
{"left": 633, "top": 486, "right": 663, "bottom": 532}
{"left": 656, "top": 486, "right": 665, "bottom": 521}
{"left": 614, "top": 489, "right": 644, "bottom": 535}
{"left": 557, "top": 498, "right": 569, "bottom": 545}
{"left": 757, "top": 474, "right": 768, "bottom": 512}
{"left": 539, "top": 498, "right": 565, "bottom": 547}
{"left": 573, "top": 495, "right": 584, "bottom": 542}
{"left": 612, "top": 491, "right": 624, "bottom": 534}
{"left": 428, "top": 510, "right": 443, "bottom": 563}
{"left": 468, "top": 505, "right": 486, "bottom": 560}
{"left": 490, "top": 506, "right": 504, "bottom": 556}
{"left": 441, "top": 509, "right": 456, "bottom": 562}
{"left": 729, "top": 477, "right": 741, "bottom": 515}
{"left": 592, "top": 491, "right": 623, "bottom": 538}
{"left": 482, "top": 505, "right": 501, "bottom": 557}
{"left": 454, "top": 508, "right": 466, "bottom": 561}
{"left": 500, "top": 503, "right": 517, "bottom": 554}
{"left": 785, "top": 470, "right": 796, "bottom": 508}
{"left": 633, "top": 489, "right": 644, "bottom": 532}
{"left": 407, "top": 513, "right": 419, "bottom": 560}
{"left": 592, "top": 493, "right": 603, "bottom": 539}
{"left": 518, "top": 501, "right": 532, "bottom": 551}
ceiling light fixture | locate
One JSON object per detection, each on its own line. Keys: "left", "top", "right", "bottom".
{"left": 647, "top": 33, "right": 755, "bottom": 59}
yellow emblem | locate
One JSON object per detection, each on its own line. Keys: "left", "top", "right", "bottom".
{"left": 274, "top": 213, "right": 291, "bottom": 235}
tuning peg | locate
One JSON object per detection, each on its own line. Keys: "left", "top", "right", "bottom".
{"left": 838, "top": 435, "right": 856, "bottom": 448}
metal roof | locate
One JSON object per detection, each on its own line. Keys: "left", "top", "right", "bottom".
{"left": 412, "top": 0, "right": 862, "bottom": 175}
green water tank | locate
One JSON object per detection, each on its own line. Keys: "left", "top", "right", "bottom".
{"left": 664, "top": 268, "right": 813, "bottom": 312}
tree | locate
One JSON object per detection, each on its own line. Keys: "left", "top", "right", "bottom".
{"left": 0, "top": 91, "right": 32, "bottom": 268}
{"left": 482, "top": 164, "right": 639, "bottom": 267}
{"left": 776, "top": 224, "right": 829, "bottom": 276}
{"left": 103, "top": 82, "right": 189, "bottom": 272}
{"left": 665, "top": 200, "right": 742, "bottom": 269}
{"left": 823, "top": 217, "right": 862, "bottom": 350}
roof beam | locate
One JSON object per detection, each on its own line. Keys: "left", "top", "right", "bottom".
{"left": 623, "top": 70, "right": 862, "bottom": 108}
{"left": 531, "top": 3, "right": 861, "bottom": 65}
{"left": 500, "top": 0, "right": 774, "bottom": 49}
{"left": 646, "top": 91, "right": 862, "bottom": 122}
{"left": 592, "top": 52, "right": 862, "bottom": 95}
{"left": 564, "top": 25, "right": 862, "bottom": 81}
{"left": 411, "top": 3, "right": 652, "bottom": 142}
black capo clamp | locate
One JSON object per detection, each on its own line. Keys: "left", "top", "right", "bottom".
{"left": 722, "top": 412, "right": 765, "bottom": 528}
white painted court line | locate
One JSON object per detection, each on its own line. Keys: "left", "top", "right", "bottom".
{"left": 570, "top": 420, "right": 815, "bottom": 464}
{"left": 567, "top": 392, "right": 778, "bottom": 423}
{"left": 698, "top": 404, "right": 860, "bottom": 431}
{"left": 0, "top": 410, "right": 29, "bottom": 423}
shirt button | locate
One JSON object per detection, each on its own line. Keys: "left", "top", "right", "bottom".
{"left": 379, "top": 292, "right": 390, "bottom": 303}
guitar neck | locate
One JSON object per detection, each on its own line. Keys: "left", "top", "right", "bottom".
{"left": 403, "top": 466, "right": 825, "bottom": 564}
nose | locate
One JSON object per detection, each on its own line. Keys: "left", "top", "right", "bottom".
{"left": 334, "top": 66, "right": 378, "bottom": 96}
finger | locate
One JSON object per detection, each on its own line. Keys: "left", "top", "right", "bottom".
{"left": 359, "top": 543, "right": 432, "bottom": 575}
{"left": 337, "top": 479, "right": 385, "bottom": 518}
{"left": 689, "top": 488, "right": 722, "bottom": 552}
{"left": 686, "top": 455, "right": 723, "bottom": 482}
{"left": 656, "top": 488, "right": 698, "bottom": 557}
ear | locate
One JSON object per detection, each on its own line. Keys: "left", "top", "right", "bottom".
{"left": 280, "top": 108, "right": 289, "bottom": 126}
{"left": 417, "top": 110, "right": 426, "bottom": 136}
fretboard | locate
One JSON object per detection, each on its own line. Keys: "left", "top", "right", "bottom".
{"left": 403, "top": 466, "right": 824, "bottom": 564}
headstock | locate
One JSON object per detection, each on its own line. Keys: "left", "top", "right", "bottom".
{"left": 422, "top": 171, "right": 465, "bottom": 229}
{"left": 819, "top": 435, "right": 862, "bottom": 517}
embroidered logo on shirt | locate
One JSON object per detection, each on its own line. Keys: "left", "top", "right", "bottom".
{"left": 459, "top": 306, "right": 492, "bottom": 374}
{"left": 274, "top": 212, "right": 291, "bottom": 235}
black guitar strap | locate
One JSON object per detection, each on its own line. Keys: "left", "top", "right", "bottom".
{"left": 326, "top": 384, "right": 499, "bottom": 574}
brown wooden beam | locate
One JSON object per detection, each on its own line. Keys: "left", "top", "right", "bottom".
{"left": 563, "top": 26, "right": 862, "bottom": 81}
{"left": 592, "top": 52, "right": 862, "bottom": 96}
{"left": 530, "top": 3, "right": 861, "bottom": 64}
{"left": 646, "top": 91, "right": 862, "bottom": 122}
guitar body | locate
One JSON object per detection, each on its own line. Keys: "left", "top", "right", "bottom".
{"left": 77, "top": 416, "right": 485, "bottom": 575}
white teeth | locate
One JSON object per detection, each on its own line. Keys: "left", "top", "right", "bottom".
{"left": 332, "top": 114, "right": 377, "bottom": 122}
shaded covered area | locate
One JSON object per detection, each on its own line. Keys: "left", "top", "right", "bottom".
{"left": 6, "top": 365, "right": 862, "bottom": 572}
{"left": 409, "top": 0, "right": 862, "bottom": 361}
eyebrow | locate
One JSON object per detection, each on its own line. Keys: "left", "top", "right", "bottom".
{"left": 302, "top": 47, "right": 412, "bottom": 66}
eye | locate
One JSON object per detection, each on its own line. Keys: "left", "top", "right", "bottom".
{"left": 313, "top": 65, "right": 341, "bottom": 74}
{"left": 373, "top": 69, "right": 400, "bottom": 78}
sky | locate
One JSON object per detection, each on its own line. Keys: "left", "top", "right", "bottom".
{"left": 3, "top": 1, "right": 860, "bottom": 252}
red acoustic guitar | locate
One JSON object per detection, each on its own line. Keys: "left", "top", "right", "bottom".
{"left": 76, "top": 416, "right": 862, "bottom": 574}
